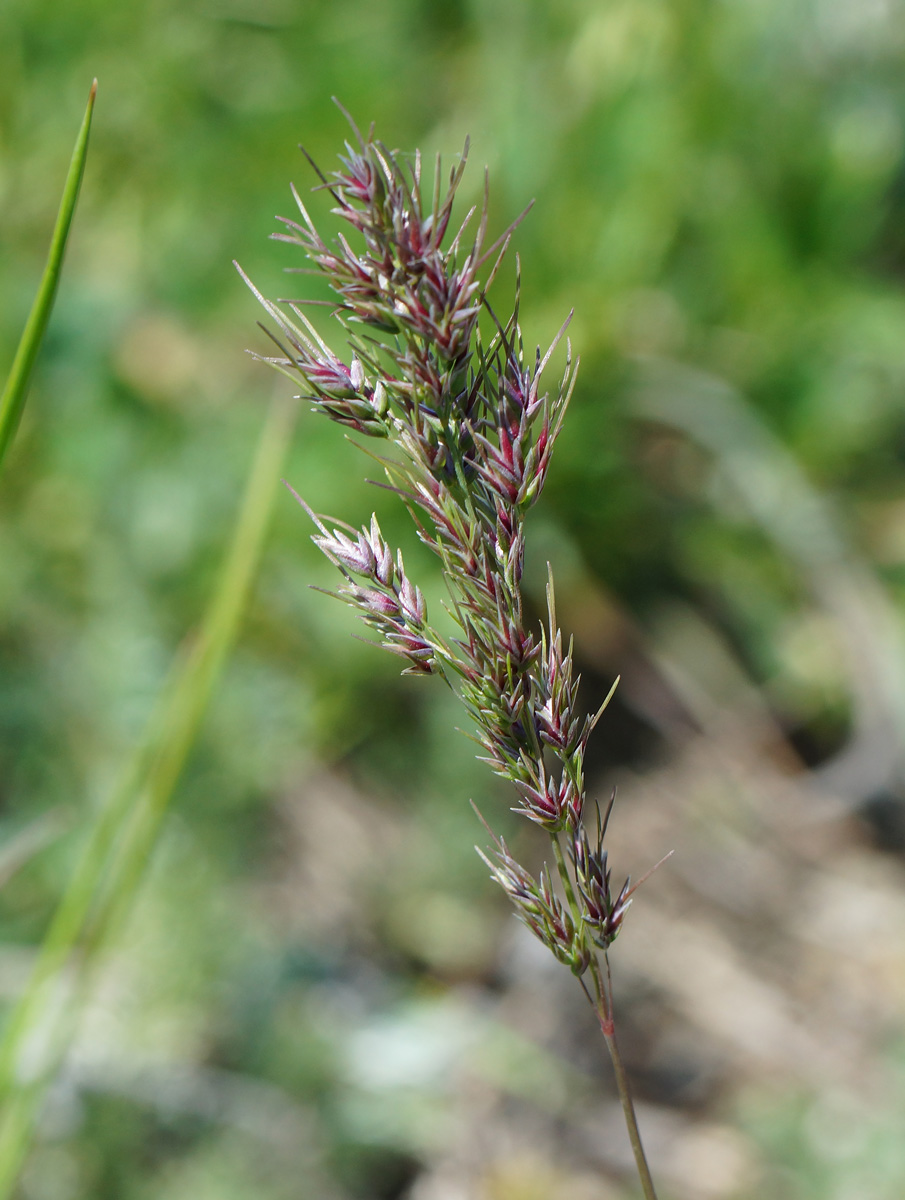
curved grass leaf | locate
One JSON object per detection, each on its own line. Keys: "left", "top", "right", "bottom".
{"left": 0, "top": 80, "right": 97, "bottom": 475}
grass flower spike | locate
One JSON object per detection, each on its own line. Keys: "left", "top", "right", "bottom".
{"left": 243, "top": 108, "right": 663, "bottom": 1199}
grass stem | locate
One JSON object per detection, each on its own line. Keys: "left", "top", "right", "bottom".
{"left": 589, "top": 954, "right": 659, "bottom": 1199}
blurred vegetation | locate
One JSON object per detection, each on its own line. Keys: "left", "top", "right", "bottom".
{"left": 3, "top": 1, "right": 905, "bottom": 1198}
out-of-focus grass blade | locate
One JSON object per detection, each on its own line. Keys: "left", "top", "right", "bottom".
{"left": 87, "top": 394, "right": 298, "bottom": 953}
{"left": 0, "top": 80, "right": 97, "bottom": 475}
{"left": 0, "top": 394, "right": 296, "bottom": 1195}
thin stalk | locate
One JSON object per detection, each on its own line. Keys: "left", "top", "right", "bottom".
{"left": 0, "top": 80, "right": 97, "bottom": 474}
{"left": 588, "top": 954, "right": 659, "bottom": 1200}
{"left": 0, "top": 394, "right": 296, "bottom": 1197}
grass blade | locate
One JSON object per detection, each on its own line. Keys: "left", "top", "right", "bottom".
{"left": 0, "top": 80, "right": 97, "bottom": 475}
{"left": 0, "top": 393, "right": 297, "bottom": 1193}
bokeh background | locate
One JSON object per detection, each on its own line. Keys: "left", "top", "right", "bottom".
{"left": 3, "top": 1, "right": 905, "bottom": 1197}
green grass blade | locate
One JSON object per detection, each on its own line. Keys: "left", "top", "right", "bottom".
{"left": 87, "top": 393, "right": 299, "bottom": 952}
{"left": 0, "top": 394, "right": 297, "bottom": 1194}
{"left": 0, "top": 80, "right": 97, "bottom": 475}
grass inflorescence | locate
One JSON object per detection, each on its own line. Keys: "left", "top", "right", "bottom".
{"left": 244, "top": 107, "right": 664, "bottom": 1198}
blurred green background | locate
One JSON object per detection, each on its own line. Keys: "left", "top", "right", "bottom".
{"left": 3, "top": 1, "right": 905, "bottom": 1197}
